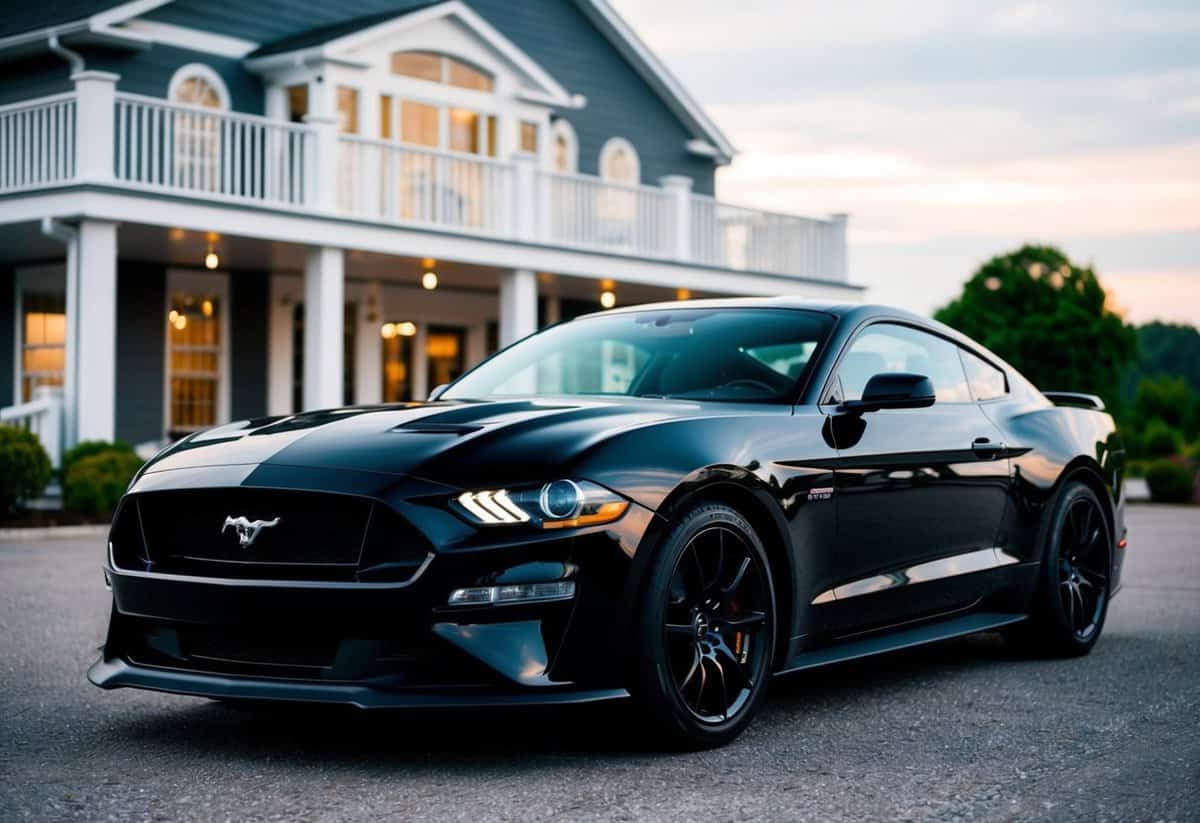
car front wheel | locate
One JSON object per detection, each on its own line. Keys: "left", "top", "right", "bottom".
{"left": 632, "top": 502, "right": 777, "bottom": 748}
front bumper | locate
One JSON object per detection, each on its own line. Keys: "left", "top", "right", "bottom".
{"left": 91, "top": 502, "right": 655, "bottom": 708}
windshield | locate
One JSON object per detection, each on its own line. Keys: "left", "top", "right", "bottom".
{"left": 442, "top": 308, "right": 834, "bottom": 402}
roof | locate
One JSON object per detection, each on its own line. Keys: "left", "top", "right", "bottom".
{"left": 248, "top": 6, "right": 437, "bottom": 58}
{"left": 0, "top": 1, "right": 118, "bottom": 39}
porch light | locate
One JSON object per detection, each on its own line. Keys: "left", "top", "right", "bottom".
{"left": 600, "top": 290, "right": 616, "bottom": 309}
{"left": 381, "top": 323, "right": 397, "bottom": 339}
{"left": 201, "top": 299, "right": 214, "bottom": 317}
{"left": 422, "top": 271, "right": 439, "bottom": 290}
{"left": 204, "top": 247, "right": 219, "bottom": 270}
{"left": 397, "top": 321, "right": 417, "bottom": 336}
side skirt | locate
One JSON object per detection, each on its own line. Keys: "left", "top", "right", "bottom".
{"left": 774, "top": 611, "right": 1027, "bottom": 676}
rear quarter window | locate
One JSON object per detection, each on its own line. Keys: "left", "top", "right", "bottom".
{"left": 959, "top": 348, "right": 1008, "bottom": 401}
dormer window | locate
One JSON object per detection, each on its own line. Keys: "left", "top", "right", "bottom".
{"left": 390, "top": 51, "right": 494, "bottom": 92}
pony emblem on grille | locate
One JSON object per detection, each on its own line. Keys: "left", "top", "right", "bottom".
{"left": 221, "top": 515, "right": 281, "bottom": 548}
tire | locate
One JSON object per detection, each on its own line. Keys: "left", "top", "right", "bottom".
{"left": 1009, "top": 481, "right": 1112, "bottom": 657}
{"left": 632, "top": 502, "right": 777, "bottom": 749}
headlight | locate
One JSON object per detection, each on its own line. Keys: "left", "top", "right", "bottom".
{"left": 454, "top": 480, "right": 629, "bottom": 529}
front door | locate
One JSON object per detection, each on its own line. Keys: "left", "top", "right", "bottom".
{"left": 820, "top": 322, "right": 1011, "bottom": 636}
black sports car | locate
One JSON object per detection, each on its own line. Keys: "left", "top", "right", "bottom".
{"left": 90, "top": 299, "right": 1127, "bottom": 747}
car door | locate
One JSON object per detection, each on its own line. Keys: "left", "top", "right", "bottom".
{"left": 817, "top": 322, "right": 1011, "bottom": 636}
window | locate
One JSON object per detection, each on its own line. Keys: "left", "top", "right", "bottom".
{"left": 443, "top": 309, "right": 834, "bottom": 402}
{"left": 166, "top": 273, "right": 227, "bottom": 436}
{"left": 168, "top": 65, "right": 229, "bottom": 192}
{"left": 520, "top": 120, "right": 539, "bottom": 154}
{"left": 379, "top": 94, "right": 393, "bottom": 139}
{"left": 449, "top": 108, "right": 480, "bottom": 153}
{"left": 337, "top": 86, "right": 359, "bottom": 134}
{"left": 20, "top": 293, "right": 65, "bottom": 402}
{"left": 599, "top": 137, "right": 639, "bottom": 185}
{"left": 427, "top": 326, "right": 466, "bottom": 389}
{"left": 960, "top": 348, "right": 1008, "bottom": 401}
{"left": 382, "top": 322, "right": 415, "bottom": 402}
{"left": 836, "top": 323, "right": 971, "bottom": 404}
{"left": 400, "top": 100, "right": 440, "bottom": 146}
{"left": 287, "top": 84, "right": 308, "bottom": 123}
{"left": 391, "top": 51, "right": 494, "bottom": 92}
{"left": 551, "top": 119, "right": 577, "bottom": 173}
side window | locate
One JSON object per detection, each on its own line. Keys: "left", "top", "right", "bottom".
{"left": 959, "top": 348, "right": 1008, "bottom": 401}
{"left": 837, "top": 324, "right": 972, "bottom": 404}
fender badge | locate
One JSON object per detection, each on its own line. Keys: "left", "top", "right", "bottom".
{"left": 807, "top": 487, "right": 834, "bottom": 502}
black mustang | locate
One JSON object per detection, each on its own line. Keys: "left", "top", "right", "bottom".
{"left": 91, "top": 299, "right": 1126, "bottom": 747}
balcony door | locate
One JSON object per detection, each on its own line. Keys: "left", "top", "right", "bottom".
{"left": 165, "top": 271, "right": 230, "bottom": 439}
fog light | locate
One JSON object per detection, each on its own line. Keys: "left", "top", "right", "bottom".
{"left": 447, "top": 580, "right": 575, "bottom": 606}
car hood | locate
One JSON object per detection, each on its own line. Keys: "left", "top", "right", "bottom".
{"left": 141, "top": 398, "right": 721, "bottom": 490}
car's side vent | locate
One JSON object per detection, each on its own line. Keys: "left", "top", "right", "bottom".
{"left": 1044, "top": 391, "right": 1105, "bottom": 411}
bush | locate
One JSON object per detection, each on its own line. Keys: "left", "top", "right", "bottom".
{"left": 64, "top": 450, "right": 143, "bottom": 517}
{"left": 1141, "top": 418, "right": 1182, "bottom": 458}
{"left": 0, "top": 425, "right": 52, "bottom": 514}
{"left": 1145, "top": 459, "right": 1196, "bottom": 504}
{"left": 62, "top": 439, "right": 136, "bottom": 484}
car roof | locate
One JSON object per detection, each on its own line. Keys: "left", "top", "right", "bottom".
{"left": 579, "top": 297, "right": 929, "bottom": 327}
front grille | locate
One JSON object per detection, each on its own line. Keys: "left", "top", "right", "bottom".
{"left": 112, "top": 488, "right": 432, "bottom": 582}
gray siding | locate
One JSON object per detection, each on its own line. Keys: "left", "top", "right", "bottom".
{"left": 115, "top": 262, "right": 165, "bottom": 445}
{"left": 0, "top": 267, "right": 13, "bottom": 408}
{"left": 230, "top": 270, "right": 269, "bottom": 421}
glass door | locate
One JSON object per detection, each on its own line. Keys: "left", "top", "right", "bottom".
{"left": 426, "top": 325, "right": 466, "bottom": 392}
{"left": 166, "top": 271, "right": 228, "bottom": 438}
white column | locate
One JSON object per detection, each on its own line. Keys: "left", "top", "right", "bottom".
{"left": 303, "top": 114, "right": 340, "bottom": 211}
{"left": 267, "top": 275, "right": 296, "bottom": 415}
{"left": 355, "top": 280, "right": 383, "bottom": 405}
{"left": 829, "top": 213, "right": 849, "bottom": 281}
{"left": 76, "top": 220, "right": 117, "bottom": 442}
{"left": 73, "top": 71, "right": 117, "bottom": 184}
{"left": 302, "top": 246, "right": 344, "bottom": 410}
{"left": 659, "top": 175, "right": 693, "bottom": 261}
{"left": 499, "top": 269, "right": 538, "bottom": 346}
{"left": 512, "top": 153, "right": 540, "bottom": 242}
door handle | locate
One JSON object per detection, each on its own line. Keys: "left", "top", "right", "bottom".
{"left": 972, "top": 437, "right": 1005, "bottom": 459}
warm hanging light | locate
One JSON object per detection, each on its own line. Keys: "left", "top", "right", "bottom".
{"left": 204, "top": 245, "right": 219, "bottom": 270}
{"left": 172, "top": 313, "right": 188, "bottom": 331}
{"left": 397, "top": 321, "right": 417, "bottom": 337}
{"left": 201, "top": 298, "right": 214, "bottom": 317}
{"left": 600, "top": 290, "right": 617, "bottom": 309}
{"left": 381, "top": 322, "right": 397, "bottom": 339}
{"left": 422, "top": 271, "right": 439, "bottom": 290}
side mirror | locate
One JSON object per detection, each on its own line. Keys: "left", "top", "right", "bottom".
{"left": 428, "top": 383, "right": 450, "bottom": 401}
{"left": 843, "top": 373, "right": 935, "bottom": 414}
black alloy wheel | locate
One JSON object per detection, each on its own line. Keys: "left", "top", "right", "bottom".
{"left": 634, "top": 502, "right": 776, "bottom": 748}
{"left": 1057, "top": 495, "right": 1110, "bottom": 641}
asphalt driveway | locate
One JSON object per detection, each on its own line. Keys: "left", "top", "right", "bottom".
{"left": 1, "top": 504, "right": 1197, "bottom": 822}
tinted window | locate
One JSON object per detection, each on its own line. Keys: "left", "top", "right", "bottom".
{"left": 837, "top": 323, "right": 971, "bottom": 403}
{"left": 959, "top": 348, "right": 1008, "bottom": 401}
{"left": 443, "top": 309, "right": 833, "bottom": 402}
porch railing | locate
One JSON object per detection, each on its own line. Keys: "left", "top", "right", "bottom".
{"left": 0, "top": 386, "right": 64, "bottom": 469}
{"left": 690, "top": 196, "right": 845, "bottom": 280}
{"left": 336, "top": 136, "right": 514, "bottom": 235}
{"left": 1, "top": 84, "right": 851, "bottom": 282}
{"left": 541, "top": 171, "right": 675, "bottom": 258}
{"left": 114, "top": 92, "right": 311, "bottom": 207}
{"left": 0, "top": 93, "right": 76, "bottom": 194}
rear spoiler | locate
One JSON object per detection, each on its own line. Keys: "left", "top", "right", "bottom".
{"left": 1043, "top": 391, "right": 1106, "bottom": 411}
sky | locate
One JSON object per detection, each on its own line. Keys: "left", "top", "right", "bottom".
{"left": 611, "top": 0, "right": 1200, "bottom": 326}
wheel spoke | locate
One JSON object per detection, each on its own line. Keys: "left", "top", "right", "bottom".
{"left": 679, "top": 649, "right": 702, "bottom": 692}
{"left": 706, "top": 655, "right": 729, "bottom": 720}
{"left": 713, "top": 640, "right": 751, "bottom": 693}
{"left": 665, "top": 623, "right": 694, "bottom": 636}
{"left": 722, "top": 610, "right": 766, "bottom": 629}
{"left": 1079, "top": 567, "right": 1107, "bottom": 587}
{"left": 1061, "top": 580, "right": 1076, "bottom": 627}
{"left": 1071, "top": 583, "right": 1087, "bottom": 632}
{"left": 721, "top": 555, "right": 751, "bottom": 597}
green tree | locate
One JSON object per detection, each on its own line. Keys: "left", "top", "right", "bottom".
{"left": 1123, "top": 322, "right": 1200, "bottom": 400}
{"left": 935, "top": 245, "right": 1136, "bottom": 405}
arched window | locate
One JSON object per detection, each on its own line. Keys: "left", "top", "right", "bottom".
{"left": 390, "top": 51, "right": 494, "bottom": 92}
{"left": 599, "top": 137, "right": 639, "bottom": 185}
{"left": 168, "top": 63, "right": 230, "bottom": 110}
{"left": 550, "top": 118, "right": 578, "bottom": 173}
{"left": 167, "top": 65, "right": 229, "bottom": 193}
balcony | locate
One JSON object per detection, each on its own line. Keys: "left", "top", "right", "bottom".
{"left": 0, "top": 86, "right": 848, "bottom": 282}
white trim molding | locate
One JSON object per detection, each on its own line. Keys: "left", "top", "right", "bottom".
{"left": 117, "top": 20, "right": 259, "bottom": 59}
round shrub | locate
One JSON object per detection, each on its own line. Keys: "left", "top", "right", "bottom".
{"left": 1145, "top": 459, "right": 1196, "bottom": 505}
{"left": 64, "top": 450, "right": 144, "bottom": 517}
{"left": 1141, "top": 418, "right": 1181, "bottom": 459}
{"left": 62, "top": 439, "right": 136, "bottom": 484}
{"left": 0, "top": 425, "right": 52, "bottom": 514}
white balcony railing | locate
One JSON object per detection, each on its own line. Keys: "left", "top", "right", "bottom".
{"left": 114, "top": 93, "right": 311, "bottom": 207}
{"left": 541, "top": 171, "right": 676, "bottom": 258}
{"left": 337, "top": 136, "right": 513, "bottom": 235}
{"left": 0, "top": 83, "right": 850, "bottom": 282}
{"left": 690, "top": 196, "right": 845, "bottom": 280}
{"left": 0, "top": 93, "right": 76, "bottom": 193}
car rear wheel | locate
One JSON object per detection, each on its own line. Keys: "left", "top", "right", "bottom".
{"left": 632, "top": 502, "right": 776, "bottom": 749}
{"left": 1010, "top": 481, "right": 1111, "bottom": 657}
